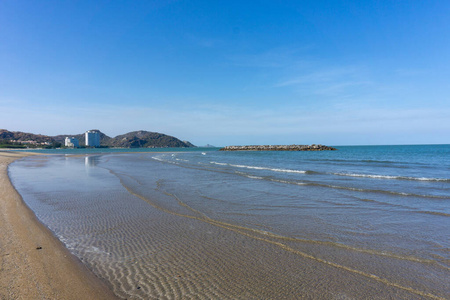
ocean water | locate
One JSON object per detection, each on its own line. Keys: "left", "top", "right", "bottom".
{"left": 9, "top": 145, "right": 450, "bottom": 299}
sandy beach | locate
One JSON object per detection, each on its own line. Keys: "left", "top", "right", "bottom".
{"left": 0, "top": 151, "right": 117, "bottom": 300}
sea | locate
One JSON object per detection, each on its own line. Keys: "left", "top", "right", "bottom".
{"left": 8, "top": 145, "right": 450, "bottom": 299}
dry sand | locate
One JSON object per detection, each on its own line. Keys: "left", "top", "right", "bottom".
{"left": 0, "top": 151, "right": 118, "bottom": 300}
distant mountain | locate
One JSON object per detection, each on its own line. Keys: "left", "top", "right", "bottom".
{"left": 107, "top": 130, "right": 193, "bottom": 148}
{"left": 1, "top": 129, "right": 54, "bottom": 144}
{"left": 0, "top": 129, "right": 195, "bottom": 148}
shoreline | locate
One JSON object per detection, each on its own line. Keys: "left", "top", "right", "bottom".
{"left": 0, "top": 151, "right": 118, "bottom": 299}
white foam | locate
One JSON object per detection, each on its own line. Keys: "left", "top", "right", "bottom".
{"left": 210, "top": 161, "right": 307, "bottom": 174}
{"left": 333, "top": 172, "right": 449, "bottom": 182}
{"left": 235, "top": 171, "right": 264, "bottom": 180}
{"left": 210, "top": 161, "right": 227, "bottom": 166}
{"left": 175, "top": 158, "right": 189, "bottom": 162}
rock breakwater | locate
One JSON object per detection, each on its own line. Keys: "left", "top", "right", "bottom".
{"left": 220, "top": 144, "right": 337, "bottom": 151}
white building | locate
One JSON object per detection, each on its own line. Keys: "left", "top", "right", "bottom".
{"left": 85, "top": 130, "right": 101, "bottom": 147}
{"left": 65, "top": 137, "right": 79, "bottom": 148}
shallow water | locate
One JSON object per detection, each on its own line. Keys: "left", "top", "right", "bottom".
{"left": 9, "top": 145, "right": 450, "bottom": 299}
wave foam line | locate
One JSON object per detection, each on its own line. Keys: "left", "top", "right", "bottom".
{"left": 310, "top": 158, "right": 418, "bottom": 165}
{"left": 232, "top": 170, "right": 449, "bottom": 199}
{"left": 235, "top": 171, "right": 264, "bottom": 180}
{"left": 151, "top": 156, "right": 179, "bottom": 165}
{"left": 109, "top": 170, "right": 444, "bottom": 300}
{"left": 333, "top": 172, "right": 450, "bottom": 182}
{"left": 263, "top": 177, "right": 449, "bottom": 199}
{"left": 209, "top": 161, "right": 308, "bottom": 174}
{"left": 209, "top": 161, "right": 448, "bottom": 183}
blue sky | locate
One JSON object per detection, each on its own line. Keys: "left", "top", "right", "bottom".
{"left": 1, "top": 1, "right": 449, "bottom": 146}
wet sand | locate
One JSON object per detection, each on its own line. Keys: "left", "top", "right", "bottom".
{"left": 0, "top": 151, "right": 117, "bottom": 300}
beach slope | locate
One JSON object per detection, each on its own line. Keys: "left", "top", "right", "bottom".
{"left": 0, "top": 152, "right": 117, "bottom": 299}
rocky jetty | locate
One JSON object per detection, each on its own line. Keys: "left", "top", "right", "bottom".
{"left": 220, "top": 144, "right": 337, "bottom": 151}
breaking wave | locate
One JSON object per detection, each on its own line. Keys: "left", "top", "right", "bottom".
{"left": 209, "top": 161, "right": 309, "bottom": 174}
{"left": 333, "top": 172, "right": 450, "bottom": 182}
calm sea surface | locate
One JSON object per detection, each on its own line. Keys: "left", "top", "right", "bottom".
{"left": 9, "top": 145, "right": 450, "bottom": 299}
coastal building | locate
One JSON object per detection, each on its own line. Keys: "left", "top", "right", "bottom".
{"left": 65, "top": 137, "right": 79, "bottom": 148}
{"left": 85, "top": 130, "right": 101, "bottom": 147}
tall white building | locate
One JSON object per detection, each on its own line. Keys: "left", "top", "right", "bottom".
{"left": 65, "top": 137, "right": 79, "bottom": 148}
{"left": 85, "top": 130, "right": 101, "bottom": 147}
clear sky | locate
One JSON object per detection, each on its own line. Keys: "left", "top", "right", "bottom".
{"left": 1, "top": 1, "right": 449, "bottom": 146}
